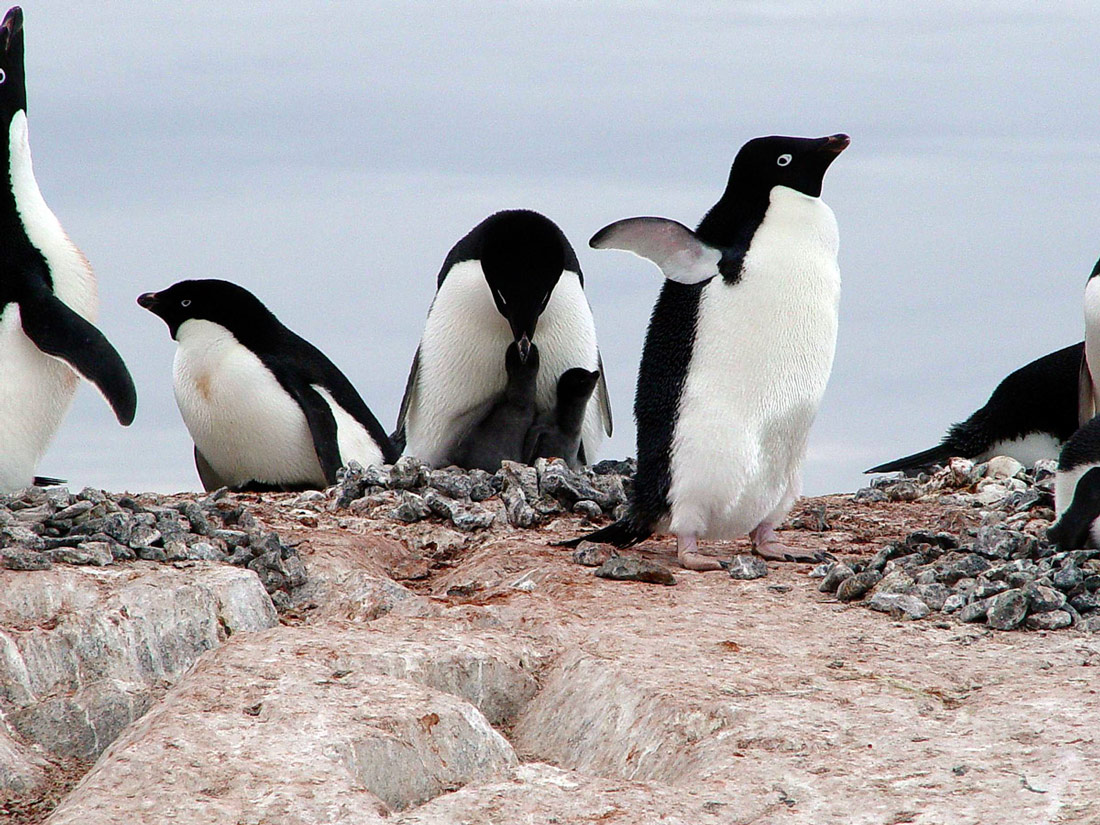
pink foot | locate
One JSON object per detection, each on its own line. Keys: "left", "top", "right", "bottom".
{"left": 750, "top": 523, "right": 827, "bottom": 563}
{"left": 676, "top": 534, "right": 726, "bottom": 571}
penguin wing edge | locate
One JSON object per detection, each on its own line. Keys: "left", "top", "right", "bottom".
{"left": 589, "top": 217, "right": 720, "bottom": 285}
{"left": 1079, "top": 351, "right": 1096, "bottom": 427}
{"left": 18, "top": 288, "right": 137, "bottom": 426}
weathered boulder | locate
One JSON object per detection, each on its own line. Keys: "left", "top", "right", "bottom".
{"left": 0, "top": 562, "right": 276, "bottom": 786}
{"left": 47, "top": 625, "right": 522, "bottom": 823}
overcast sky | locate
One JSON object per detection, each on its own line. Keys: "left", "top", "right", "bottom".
{"left": 23, "top": 1, "right": 1100, "bottom": 495}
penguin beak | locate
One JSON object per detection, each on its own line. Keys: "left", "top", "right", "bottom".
{"left": 516, "top": 334, "right": 532, "bottom": 364}
{"left": 136, "top": 292, "right": 160, "bottom": 312}
{"left": 819, "top": 134, "right": 850, "bottom": 155}
{"left": 1, "top": 7, "right": 22, "bottom": 52}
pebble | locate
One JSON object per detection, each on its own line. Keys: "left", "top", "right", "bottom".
{"left": 866, "top": 592, "right": 930, "bottom": 620}
{"left": 725, "top": 555, "right": 768, "bottom": 580}
{"left": 594, "top": 555, "right": 676, "bottom": 586}
{"left": 819, "top": 562, "right": 854, "bottom": 593}
{"left": 836, "top": 570, "right": 883, "bottom": 602}
{"left": 986, "top": 589, "right": 1029, "bottom": 631}
{"left": 1024, "top": 610, "right": 1072, "bottom": 630}
{"left": 571, "top": 542, "right": 610, "bottom": 568}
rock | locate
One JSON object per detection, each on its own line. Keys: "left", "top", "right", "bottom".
{"left": 573, "top": 499, "right": 603, "bottom": 519}
{"left": 942, "top": 592, "right": 967, "bottom": 614}
{"left": 986, "top": 589, "right": 1028, "bottom": 631}
{"left": 0, "top": 563, "right": 276, "bottom": 775}
{"left": 1025, "top": 610, "right": 1072, "bottom": 631}
{"left": 1, "top": 552, "right": 51, "bottom": 571}
{"left": 914, "top": 583, "right": 951, "bottom": 611}
{"left": 885, "top": 481, "right": 921, "bottom": 502}
{"left": 875, "top": 569, "right": 915, "bottom": 595}
{"left": 836, "top": 570, "right": 882, "bottom": 602}
{"left": 390, "top": 456, "right": 429, "bottom": 490}
{"left": 427, "top": 468, "right": 472, "bottom": 500}
{"left": 424, "top": 491, "right": 495, "bottom": 532}
{"left": 1053, "top": 565, "right": 1084, "bottom": 591}
{"left": 390, "top": 491, "right": 431, "bottom": 523}
{"left": 725, "top": 555, "right": 768, "bottom": 580}
{"left": 46, "top": 627, "right": 519, "bottom": 822}
{"left": 867, "top": 593, "right": 930, "bottom": 620}
{"left": 538, "top": 458, "right": 601, "bottom": 505}
{"left": 595, "top": 556, "right": 676, "bottom": 586}
{"left": 985, "top": 456, "right": 1024, "bottom": 480}
{"left": 571, "top": 542, "right": 610, "bottom": 568}
{"left": 973, "top": 525, "right": 1027, "bottom": 560}
{"left": 937, "top": 553, "right": 991, "bottom": 585}
{"left": 819, "top": 562, "right": 854, "bottom": 593}
{"left": 1078, "top": 614, "right": 1100, "bottom": 633}
{"left": 958, "top": 599, "right": 989, "bottom": 623}
{"left": 1023, "top": 583, "right": 1066, "bottom": 613}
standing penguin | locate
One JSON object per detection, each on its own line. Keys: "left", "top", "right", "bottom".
{"left": 0, "top": 6, "right": 136, "bottom": 492}
{"left": 1048, "top": 415, "right": 1100, "bottom": 550}
{"left": 138, "top": 280, "right": 397, "bottom": 491}
{"left": 395, "top": 209, "right": 612, "bottom": 468}
{"left": 562, "top": 134, "right": 848, "bottom": 570}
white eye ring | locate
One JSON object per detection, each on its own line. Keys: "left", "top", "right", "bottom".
{"left": 777, "top": 154, "right": 792, "bottom": 167}
{"left": 0, "top": 69, "right": 6, "bottom": 84}
{"left": 181, "top": 299, "right": 191, "bottom": 307}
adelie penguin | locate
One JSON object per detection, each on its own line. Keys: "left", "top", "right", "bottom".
{"left": 562, "top": 134, "right": 848, "bottom": 570}
{"left": 395, "top": 209, "right": 612, "bottom": 468}
{"left": 1048, "top": 416, "right": 1100, "bottom": 551}
{"left": 0, "top": 6, "right": 136, "bottom": 492}
{"left": 139, "top": 280, "right": 397, "bottom": 491}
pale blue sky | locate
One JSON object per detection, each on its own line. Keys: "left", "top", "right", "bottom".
{"left": 26, "top": 1, "right": 1100, "bottom": 494}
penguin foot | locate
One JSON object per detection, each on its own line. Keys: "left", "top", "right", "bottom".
{"left": 750, "top": 523, "right": 825, "bottom": 563}
{"left": 676, "top": 534, "right": 727, "bottom": 571}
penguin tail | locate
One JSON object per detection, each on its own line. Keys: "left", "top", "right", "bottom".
{"left": 556, "top": 515, "right": 654, "bottom": 549}
{"left": 33, "top": 476, "right": 67, "bottom": 487}
{"left": 865, "top": 443, "right": 956, "bottom": 474}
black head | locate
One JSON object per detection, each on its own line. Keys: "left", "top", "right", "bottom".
{"left": 137, "top": 279, "right": 279, "bottom": 340}
{"left": 0, "top": 7, "right": 25, "bottom": 120}
{"left": 724, "top": 134, "right": 848, "bottom": 200}
{"left": 1089, "top": 256, "right": 1100, "bottom": 282}
{"left": 477, "top": 210, "right": 570, "bottom": 363}
{"left": 557, "top": 367, "right": 600, "bottom": 403}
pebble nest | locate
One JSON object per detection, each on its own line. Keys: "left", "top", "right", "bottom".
{"left": 0, "top": 485, "right": 306, "bottom": 609}
{"left": 840, "top": 455, "right": 1100, "bottom": 632}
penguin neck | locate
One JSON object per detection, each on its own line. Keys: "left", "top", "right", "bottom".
{"left": 694, "top": 184, "right": 771, "bottom": 250}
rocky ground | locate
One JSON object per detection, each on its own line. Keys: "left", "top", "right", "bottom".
{"left": 2, "top": 456, "right": 1100, "bottom": 823}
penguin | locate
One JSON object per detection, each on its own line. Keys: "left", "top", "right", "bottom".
{"left": 866, "top": 342, "right": 1084, "bottom": 474}
{"left": 525, "top": 365, "right": 601, "bottom": 470}
{"left": 395, "top": 209, "right": 612, "bottom": 467}
{"left": 1048, "top": 415, "right": 1100, "bottom": 550}
{"left": 1077, "top": 257, "right": 1100, "bottom": 422}
{"left": 0, "top": 6, "right": 136, "bottom": 492}
{"left": 562, "top": 134, "right": 848, "bottom": 570}
{"left": 450, "top": 340, "right": 539, "bottom": 472}
{"left": 138, "top": 279, "right": 397, "bottom": 491}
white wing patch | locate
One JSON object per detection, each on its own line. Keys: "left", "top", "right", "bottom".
{"left": 312, "top": 385, "right": 385, "bottom": 469}
{"left": 590, "top": 217, "right": 721, "bottom": 285}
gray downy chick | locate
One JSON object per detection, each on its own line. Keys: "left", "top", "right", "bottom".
{"left": 525, "top": 366, "right": 601, "bottom": 469}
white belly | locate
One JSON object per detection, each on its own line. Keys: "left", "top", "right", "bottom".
{"left": 1085, "top": 277, "right": 1100, "bottom": 412}
{"left": 667, "top": 188, "right": 841, "bottom": 539}
{"left": 173, "top": 320, "right": 382, "bottom": 487}
{"left": 977, "top": 433, "right": 1062, "bottom": 466}
{"left": 0, "top": 306, "right": 80, "bottom": 491}
{"left": 404, "top": 263, "right": 603, "bottom": 466}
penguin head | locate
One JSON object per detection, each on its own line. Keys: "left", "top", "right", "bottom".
{"left": 726, "top": 134, "right": 849, "bottom": 200}
{"left": 0, "top": 7, "right": 26, "bottom": 120}
{"left": 556, "top": 367, "right": 600, "bottom": 405}
{"left": 478, "top": 210, "right": 567, "bottom": 364}
{"left": 138, "top": 279, "right": 276, "bottom": 341}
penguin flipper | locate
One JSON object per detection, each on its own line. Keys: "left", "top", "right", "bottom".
{"left": 33, "top": 476, "right": 66, "bottom": 487}
{"left": 865, "top": 443, "right": 956, "bottom": 474}
{"left": 1080, "top": 351, "right": 1096, "bottom": 427}
{"left": 18, "top": 287, "right": 137, "bottom": 426}
{"left": 590, "top": 217, "right": 721, "bottom": 285}
{"left": 284, "top": 382, "right": 343, "bottom": 485}
{"left": 556, "top": 516, "right": 654, "bottom": 549}
{"left": 596, "top": 351, "right": 613, "bottom": 437}
{"left": 194, "top": 446, "right": 228, "bottom": 493}
{"left": 392, "top": 346, "right": 421, "bottom": 453}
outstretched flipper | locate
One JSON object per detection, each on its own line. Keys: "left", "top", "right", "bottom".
{"left": 18, "top": 284, "right": 137, "bottom": 425}
{"left": 590, "top": 217, "right": 722, "bottom": 285}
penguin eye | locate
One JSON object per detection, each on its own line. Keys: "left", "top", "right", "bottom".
{"left": 0, "top": 70, "right": 6, "bottom": 85}
{"left": 776, "top": 154, "right": 792, "bottom": 167}
{"left": 181, "top": 299, "right": 191, "bottom": 308}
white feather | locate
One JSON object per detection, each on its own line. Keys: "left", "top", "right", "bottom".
{"left": 0, "top": 112, "right": 97, "bottom": 492}
{"left": 1084, "top": 276, "right": 1100, "bottom": 413}
{"left": 667, "top": 185, "right": 840, "bottom": 539}
{"left": 404, "top": 262, "right": 605, "bottom": 466}
{"left": 977, "top": 434, "right": 1062, "bottom": 467}
{"left": 313, "top": 385, "right": 384, "bottom": 469}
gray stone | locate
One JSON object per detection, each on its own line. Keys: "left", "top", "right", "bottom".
{"left": 959, "top": 598, "right": 989, "bottom": 623}
{"left": 942, "top": 593, "right": 967, "bottom": 614}
{"left": 875, "top": 569, "right": 916, "bottom": 595}
{"left": 429, "top": 468, "right": 473, "bottom": 500}
{"left": 1025, "top": 610, "right": 1072, "bottom": 631}
{"left": 595, "top": 556, "right": 676, "bottom": 586}
{"left": 725, "top": 555, "right": 768, "bottom": 580}
{"left": 914, "top": 582, "right": 951, "bottom": 611}
{"left": 973, "top": 525, "right": 1026, "bottom": 560}
{"left": 466, "top": 469, "right": 496, "bottom": 502}
{"left": 836, "top": 570, "right": 882, "bottom": 602}
{"left": 973, "top": 580, "right": 1009, "bottom": 600}
{"left": 986, "top": 589, "right": 1028, "bottom": 631}
{"left": 390, "top": 491, "right": 431, "bottom": 523}
{"left": 573, "top": 499, "right": 603, "bottom": 519}
{"left": 1053, "top": 565, "right": 1084, "bottom": 591}
{"left": 867, "top": 592, "right": 930, "bottom": 620}
{"left": 819, "top": 562, "right": 854, "bottom": 593}
{"left": 1024, "top": 583, "right": 1066, "bottom": 613}
{"left": 885, "top": 481, "right": 921, "bottom": 502}
{"left": 1070, "top": 592, "right": 1100, "bottom": 613}
{"left": 1, "top": 552, "right": 51, "bottom": 571}
{"left": 390, "top": 456, "right": 429, "bottom": 490}
{"left": 571, "top": 542, "right": 610, "bottom": 568}
{"left": 538, "top": 458, "right": 602, "bottom": 505}
{"left": 1077, "top": 614, "right": 1100, "bottom": 633}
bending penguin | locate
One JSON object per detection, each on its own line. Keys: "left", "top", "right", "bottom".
{"left": 866, "top": 342, "right": 1083, "bottom": 474}
{"left": 562, "top": 134, "right": 848, "bottom": 570}
{"left": 1048, "top": 415, "right": 1100, "bottom": 550}
{"left": 395, "top": 209, "right": 612, "bottom": 468}
{"left": 0, "top": 6, "right": 136, "bottom": 492}
{"left": 138, "top": 280, "right": 398, "bottom": 491}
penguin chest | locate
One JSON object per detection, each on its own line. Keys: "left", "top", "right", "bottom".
{"left": 172, "top": 321, "right": 322, "bottom": 487}
{"left": 668, "top": 190, "right": 840, "bottom": 537}
{"left": 407, "top": 263, "right": 600, "bottom": 465}
{"left": 0, "top": 303, "right": 79, "bottom": 490}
